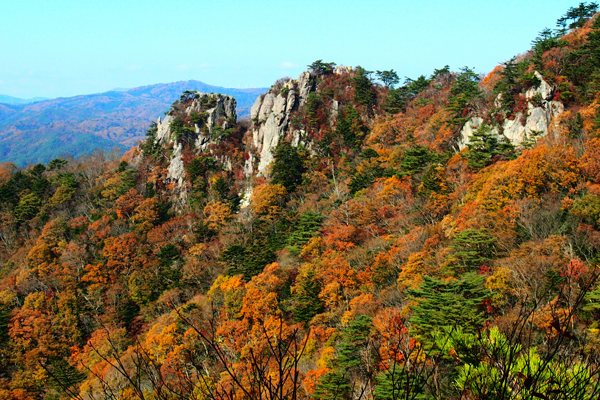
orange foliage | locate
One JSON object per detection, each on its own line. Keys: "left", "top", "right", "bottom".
{"left": 472, "top": 145, "right": 579, "bottom": 211}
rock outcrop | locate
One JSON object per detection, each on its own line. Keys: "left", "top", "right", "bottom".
{"left": 458, "top": 71, "right": 564, "bottom": 150}
{"left": 248, "top": 72, "right": 315, "bottom": 174}
{"left": 152, "top": 93, "right": 237, "bottom": 204}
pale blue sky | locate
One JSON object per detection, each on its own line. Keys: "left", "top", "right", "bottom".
{"left": 0, "top": 0, "right": 581, "bottom": 98}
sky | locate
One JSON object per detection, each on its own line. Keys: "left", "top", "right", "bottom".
{"left": 0, "top": 0, "right": 583, "bottom": 99}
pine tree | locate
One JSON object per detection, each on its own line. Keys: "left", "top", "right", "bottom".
{"left": 409, "top": 273, "right": 488, "bottom": 339}
{"left": 271, "top": 141, "right": 305, "bottom": 192}
{"left": 291, "top": 268, "right": 324, "bottom": 324}
{"left": 445, "top": 228, "right": 497, "bottom": 274}
{"left": 463, "top": 124, "right": 515, "bottom": 170}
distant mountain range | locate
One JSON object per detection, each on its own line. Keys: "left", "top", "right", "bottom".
{"left": 0, "top": 94, "right": 49, "bottom": 105}
{"left": 0, "top": 81, "right": 266, "bottom": 166}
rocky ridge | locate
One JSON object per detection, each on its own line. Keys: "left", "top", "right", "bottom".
{"left": 154, "top": 92, "right": 237, "bottom": 205}
{"left": 247, "top": 72, "right": 314, "bottom": 175}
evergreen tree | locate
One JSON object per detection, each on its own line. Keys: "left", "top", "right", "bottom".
{"left": 409, "top": 273, "right": 488, "bottom": 340}
{"left": 445, "top": 228, "right": 497, "bottom": 274}
{"left": 556, "top": 2, "right": 599, "bottom": 33}
{"left": 335, "top": 106, "right": 364, "bottom": 147}
{"left": 374, "top": 368, "right": 427, "bottom": 400}
{"left": 271, "top": 141, "right": 305, "bottom": 192}
{"left": 447, "top": 67, "right": 481, "bottom": 126}
{"left": 401, "top": 146, "right": 433, "bottom": 175}
{"left": 308, "top": 60, "right": 336, "bottom": 76}
{"left": 314, "top": 315, "right": 374, "bottom": 399}
{"left": 463, "top": 124, "right": 515, "bottom": 170}
{"left": 376, "top": 69, "right": 400, "bottom": 88}
{"left": 288, "top": 210, "right": 323, "bottom": 249}
{"left": 351, "top": 66, "right": 376, "bottom": 109}
{"left": 291, "top": 268, "right": 324, "bottom": 324}
{"left": 313, "top": 371, "right": 351, "bottom": 400}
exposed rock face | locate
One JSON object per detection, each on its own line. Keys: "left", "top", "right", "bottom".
{"left": 152, "top": 93, "right": 237, "bottom": 204}
{"left": 458, "top": 71, "right": 564, "bottom": 150}
{"left": 334, "top": 65, "right": 352, "bottom": 75}
{"left": 187, "top": 94, "right": 236, "bottom": 152}
{"left": 249, "top": 72, "right": 315, "bottom": 174}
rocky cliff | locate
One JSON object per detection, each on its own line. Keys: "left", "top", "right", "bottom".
{"left": 247, "top": 72, "right": 314, "bottom": 174}
{"left": 153, "top": 92, "right": 237, "bottom": 205}
{"left": 458, "top": 71, "right": 564, "bottom": 149}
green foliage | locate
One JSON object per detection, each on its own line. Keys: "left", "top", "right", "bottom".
{"left": 158, "top": 243, "right": 181, "bottom": 268}
{"left": 405, "top": 75, "right": 431, "bottom": 96}
{"left": 271, "top": 141, "right": 305, "bottom": 192}
{"left": 382, "top": 86, "right": 409, "bottom": 114}
{"left": 189, "top": 111, "right": 208, "bottom": 126}
{"left": 570, "top": 194, "right": 600, "bottom": 226}
{"left": 360, "top": 148, "right": 379, "bottom": 159}
{"left": 0, "top": 171, "right": 34, "bottom": 206}
{"left": 532, "top": 28, "right": 567, "bottom": 69}
{"left": 14, "top": 193, "right": 42, "bottom": 222}
{"left": 445, "top": 229, "right": 497, "bottom": 274}
{"left": 564, "top": 13, "right": 600, "bottom": 90}
{"left": 187, "top": 156, "right": 217, "bottom": 181}
{"left": 47, "top": 358, "right": 86, "bottom": 389}
{"left": 337, "top": 315, "right": 374, "bottom": 371}
{"left": 447, "top": 67, "right": 481, "bottom": 126}
{"left": 583, "top": 285, "right": 600, "bottom": 313}
{"left": 180, "top": 90, "right": 197, "bottom": 102}
{"left": 169, "top": 116, "right": 195, "bottom": 143}
{"left": 431, "top": 65, "right": 451, "bottom": 80}
{"left": 308, "top": 60, "right": 336, "bottom": 76}
{"left": 374, "top": 368, "right": 427, "bottom": 400}
{"left": 291, "top": 268, "right": 324, "bottom": 323}
{"left": 142, "top": 122, "right": 161, "bottom": 158}
{"left": 349, "top": 162, "right": 387, "bottom": 195}
{"left": 54, "top": 172, "right": 78, "bottom": 189}
{"left": 351, "top": 66, "right": 376, "bottom": 109}
{"left": 556, "top": 2, "right": 599, "bottom": 33}
{"left": 376, "top": 69, "right": 400, "bottom": 88}
{"left": 222, "top": 235, "right": 279, "bottom": 281}
{"left": 335, "top": 106, "right": 365, "bottom": 147}
{"left": 494, "top": 58, "right": 539, "bottom": 115}
{"left": 443, "top": 326, "right": 599, "bottom": 399}
{"left": 409, "top": 273, "right": 488, "bottom": 339}
{"left": 0, "top": 308, "right": 10, "bottom": 344}
{"left": 118, "top": 168, "right": 138, "bottom": 196}
{"left": 314, "top": 315, "right": 374, "bottom": 399}
{"left": 288, "top": 211, "right": 323, "bottom": 251}
{"left": 313, "top": 371, "right": 351, "bottom": 400}
{"left": 401, "top": 145, "right": 434, "bottom": 175}
{"left": 116, "top": 161, "right": 128, "bottom": 173}
{"left": 305, "top": 92, "right": 323, "bottom": 128}
{"left": 47, "top": 159, "right": 68, "bottom": 171}
{"left": 463, "top": 124, "right": 516, "bottom": 170}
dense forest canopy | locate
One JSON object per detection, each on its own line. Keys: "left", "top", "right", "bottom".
{"left": 3, "top": 3, "right": 600, "bottom": 399}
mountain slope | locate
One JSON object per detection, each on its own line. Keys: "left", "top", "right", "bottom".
{"left": 0, "top": 80, "right": 266, "bottom": 165}
{"left": 2, "top": 4, "right": 600, "bottom": 400}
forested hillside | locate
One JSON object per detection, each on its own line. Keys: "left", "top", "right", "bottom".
{"left": 2, "top": 4, "right": 600, "bottom": 399}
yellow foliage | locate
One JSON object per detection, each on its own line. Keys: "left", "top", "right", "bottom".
{"left": 485, "top": 266, "right": 513, "bottom": 307}
{"left": 203, "top": 201, "right": 232, "bottom": 231}
{"left": 144, "top": 315, "right": 178, "bottom": 363}
{"left": 397, "top": 252, "right": 427, "bottom": 291}
{"left": 251, "top": 183, "right": 287, "bottom": 218}
{"left": 299, "top": 236, "right": 323, "bottom": 260}
{"left": 48, "top": 185, "right": 76, "bottom": 207}
{"left": 189, "top": 243, "right": 207, "bottom": 258}
{"left": 317, "top": 346, "right": 336, "bottom": 369}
